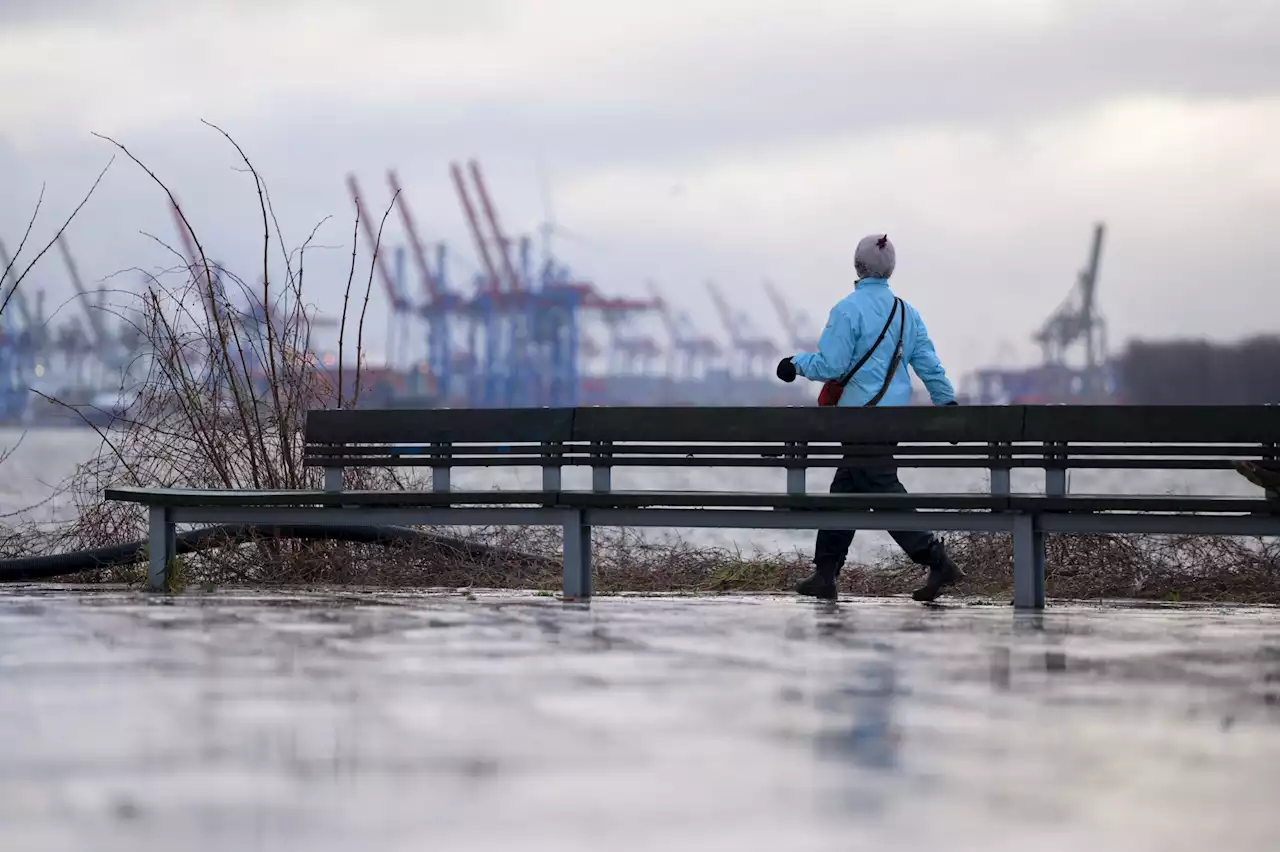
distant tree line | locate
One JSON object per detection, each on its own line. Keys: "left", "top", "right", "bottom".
{"left": 1116, "top": 335, "right": 1280, "bottom": 405}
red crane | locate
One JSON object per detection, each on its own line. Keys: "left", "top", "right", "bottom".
{"left": 345, "top": 174, "right": 407, "bottom": 313}
{"left": 450, "top": 162, "right": 502, "bottom": 296}
{"left": 386, "top": 169, "right": 441, "bottom": 305}
{"left": 55, "top": 235, "right": 112, "bottom": 365}
{"left": 707, "top": 280, "right": 778, "bottom": 376}
{"left": 169, "top": 196, "right": 336, "bottom": 343}
{"left": 448, "top": 159, "right": 662, "bottom": 377}
{"left": 168, "top": 198, "right": 228, "bottom": 328}
{"left": 763, "top": 279, "right": 817, "bottom": 351}
{"left": 467, "top": 160, "right": 523, "bottom": 294}
{"left": 647, "top": 280, "right": 720, "bottom": 376}
{"left": 169, "top": 200, "right": 199, "bottom": 272}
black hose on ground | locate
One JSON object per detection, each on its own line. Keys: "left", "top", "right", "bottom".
{"left": 0, "top": 524, "right": 555, "bottom": 583}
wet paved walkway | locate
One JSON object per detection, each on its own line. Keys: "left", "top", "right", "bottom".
{"left": 1, "top": 588, "right": 1277, "bottom": 851}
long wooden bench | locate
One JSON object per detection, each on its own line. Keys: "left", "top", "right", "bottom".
{"left": 105, "top": 405, "right": 1280, "bottom": 609}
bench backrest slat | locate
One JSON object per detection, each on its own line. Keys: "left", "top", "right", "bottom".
{"left": 1022, "top": 405, "right": 1280, "bottom": 443}
{"left": 305, "top": 408, "right": 574, "bottom": 444}
{"left": 568, "top": 405, "right": 1024, "bottom": 443}
{"left": 304, "top": 405, "right": 1280, "bottom": 447}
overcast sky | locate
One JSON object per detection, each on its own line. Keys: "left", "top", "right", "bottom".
{"left": 2, "top": 0, "right": 1278, "bottom": 383}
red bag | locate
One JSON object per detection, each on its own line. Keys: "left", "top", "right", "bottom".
{"left": 817, "top": 380, "right": 844, "bottom": 407}
{"left": 817, "top": 297, "right": 904, "bottom": 408}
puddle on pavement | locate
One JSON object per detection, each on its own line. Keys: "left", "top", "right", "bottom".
{"left": 0, "top": 587, "right": 1277, "bottom": 851}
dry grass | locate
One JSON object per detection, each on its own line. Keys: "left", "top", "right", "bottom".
{"left": 887, "top": 531, "right": 1280, "bottom": 604}
{"left": 50, "top": 524, "right": 1280, "bottom": 605}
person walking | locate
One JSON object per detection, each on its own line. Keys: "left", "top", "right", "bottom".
{"left": 775, "top": 234, "right": 964, "bottom": 602}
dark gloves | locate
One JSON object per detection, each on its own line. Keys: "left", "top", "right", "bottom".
{"left": 776, "top": 357, "right": 797, "bottom": 383}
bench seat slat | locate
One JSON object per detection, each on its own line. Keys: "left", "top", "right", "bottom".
{"left": 104, "top": 487, "right": 1004, "bottom": 511}
{"left": 103, "top": 487, "right": 1277, "bottom": 515}
{"left": 1009, "top": 494, "right": 1278, "bottom": 514}
{"left": 563, "top": 493, "right": 1275, "bottom": 513}
{"left": 555, "top": 492, "right": 1007, "bottom": 510}
{"left": 103, "top": 487, "right": 561, "bottom": 508}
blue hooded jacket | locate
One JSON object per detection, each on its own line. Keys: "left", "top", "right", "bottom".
{"left": 791, "top": 278, "right": 955, "bottom": 407}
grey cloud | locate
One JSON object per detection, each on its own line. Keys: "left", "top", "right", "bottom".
{"left": 582, "top": 1, "right": 1280, "bottom": 153}
{"left": 9, "top": 1, "right": 1280, "bottom": 159}
{"left": 0, "top": 0, "right": 166, "bottom": 26}
{"left": 5, "top": 0, "right": 1280, "bottom": 377}
{"left": 216, "top": 0, "right": 1280, "bottom": 183}
{"left": 0, "top": 0, "right": 512, "bottom": 30}
{"left": 9, "top": 0, "right": 1280, "bottom": 219}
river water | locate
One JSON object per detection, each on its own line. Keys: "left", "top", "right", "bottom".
{"left": 0, "top": 588, "right": 1276, "bottom": 851}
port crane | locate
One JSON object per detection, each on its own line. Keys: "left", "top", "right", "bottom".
{"left": 1032, "top": 222, "right": 1109, "bottom": 401}
{"left": 706, "top": 280, "right": 778, "bottom": 377}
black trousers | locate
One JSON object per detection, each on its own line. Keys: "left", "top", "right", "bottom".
{"left": 813, "top": 444, "right": 945, "bottom": 571}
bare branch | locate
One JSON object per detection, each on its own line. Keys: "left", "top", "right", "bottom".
{"left": 203, "top": 120, "right": 284, "bottom": 485}
{"left": 337, "top": 202, "right": 360, "bottom": 408}
{"left": 30, "top": 389, "right": 138, "bottom": 481}
{"left": 1, "top": 184, "right": 45, "bottom": 286}
{"left": 354, "top": 188, "right": 398, "bottom": 407}
{"left": 0, "top": 159, "right": 114, "bottom": 317}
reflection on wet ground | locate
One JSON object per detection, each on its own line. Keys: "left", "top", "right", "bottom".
{"left": 0, "top": 588, "right": 1277, "bottom": 851}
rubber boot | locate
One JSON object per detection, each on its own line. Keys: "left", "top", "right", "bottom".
{"left": 796, "top": 563, "right": 840, "bottom": 600}
{"left": 912, "top": 551, "right": 964, "bottom": 602}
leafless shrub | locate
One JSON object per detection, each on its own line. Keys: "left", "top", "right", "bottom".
{"left": 47, "top": 126, "right": 422, "bottom": 567}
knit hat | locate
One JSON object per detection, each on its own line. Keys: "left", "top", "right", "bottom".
{"left": 854, "top": 233, "right": 895, "bottom": 279}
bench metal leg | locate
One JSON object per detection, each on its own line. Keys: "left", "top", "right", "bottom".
{"left": 147, "top": 505, "right": 176, "bottom": 592}
{"left": 562, "top": 510, "right": 593, "bottom": 601}
{"left": 1012, "top": 513, "right": 1045, "bottom": 610}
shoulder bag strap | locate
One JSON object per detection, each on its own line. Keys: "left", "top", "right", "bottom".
{"left": 864, "top": 298, "right": 907, "bottom": 407}
{"left": 835, "top": 297, "right": 901, "bottom": 389}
